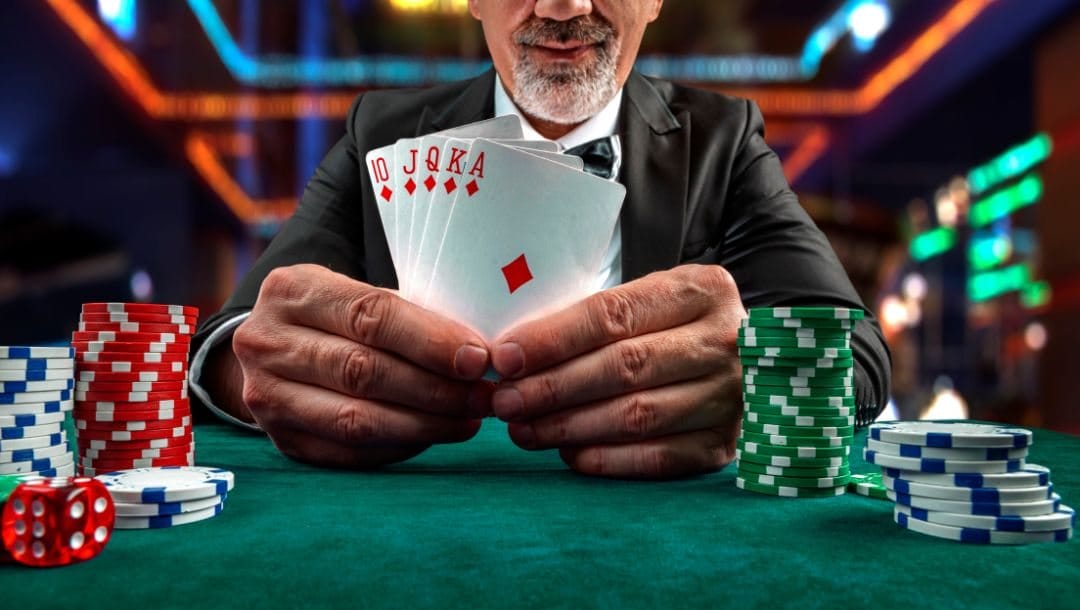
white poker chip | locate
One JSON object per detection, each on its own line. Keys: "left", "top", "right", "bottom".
{"left": 0, "top": 358, "right": 74, "bottom": 370}
{"left": 0, "top": 431, "right": 67, "bottom": 452}
{"left": 882, "top": 474, "right": 1053, "bottom": 503}
{"left": 113, "top": 493, "right": 225, "bottom": 517}
{"left": 0, "top": 368, "right": 74, "bottom": 381}
{"left": 863, "top": 448, "right": 1024, "bottom": 474}
{"left": 0, "top": 379, "right": 74, "bottom": 393}
{"left": 113, "top": 501, "right": 224, "bottom": 529}
{"left": 0, "top": 346, "right": 74, "bottom": 359}
{"left": 95, "top": 466, "right": 235, "bottom": 503}
{"left": 869, "top": 421, "right": 1032, "bottom": 448}
{"left": 879, "top": 464, "right": 1051, "bottom": 489}
{"left": 887, "top": 490, "right": 1062, "bottom": 517}
{"left": 894, "top": 505, "right": 1073, "bottom": 544}
{"left": 0, "top": 442, "right": 70, "bottom": 464}
{"left": 0, "top": 411, "right": 67, "bottom": 428}
{"left": 865, "top": 438, "right": 1029, "bottom": 461}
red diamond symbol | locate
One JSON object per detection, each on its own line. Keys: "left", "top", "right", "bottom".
{"left": 501, "top": 254, "right": 533, "bottom": 294}
{"left": 379, "top": 186, "right": 393, "bottom": 202}
{"left": 424, "top": 176, "right": 436, "bottom": 191}
{"left": 405, "top": 178, "right": 416, "bottom": 195}
{"left": 466, "top": 179, "right": 479, "bottom": 196}
{"left": 443, "top": 177, "right": 457, "bottom": 194}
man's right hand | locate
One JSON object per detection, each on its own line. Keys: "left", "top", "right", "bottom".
{"left": 227, "top": 264, "right": 492, "bottom": 468}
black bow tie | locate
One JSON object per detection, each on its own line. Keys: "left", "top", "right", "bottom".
{"left": 563, "top": 135, "right": 621, "bottom": 180}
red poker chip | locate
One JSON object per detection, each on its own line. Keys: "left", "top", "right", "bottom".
{"left": 74, "top": 397, "right": 188, "bottom": 410}
{"left": 81, "top": 302, "right": 199, "bottom": 317}
{"left": 71, "top": 331, "right": 191, "bottom": 344}
{"left": 75, "top": 425, "right": 191, "bottom": 442}
{"left": 81, "top": 444, "right": 193, "bottom": 460}
{"left": 74, "top": 406, "right": 191, "bottom": 423}
{"left": 79, "top": 312, "right": 198, "bottom": 325}
{"left": 75, "top": 360, "right": 187, "bottom": 373}
{"left": 76, "top": 370, "right": 187, "bottom": 383}
{"left": 74, "top": 388, "right": 187, "bottom": 403}
{"left": 71, "top": 340, "right": 190, "bottom": 354}
{"left": 77, "top": 321, "right": 195, "bottom": 336}
{"left": 75, "top": 415, "right": 191, "bottom": 432}
{"left": 78, "top": 454, "right": 194, "bottom": 472}
{"left": 78, "top": 434, "right": 193, "bottom": 451}
{"left": 75, "top": 351, "right": 188, "bottom": 365}
{"left": 75, "top": 379, "right": 187, "bottom": 392}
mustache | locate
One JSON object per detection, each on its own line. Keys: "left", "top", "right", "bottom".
{"left": 513, "top": 15, "right": 615, "bottom": 46}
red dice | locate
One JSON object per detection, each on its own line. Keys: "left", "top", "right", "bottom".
{"left": 1, "top": 476, "right": 115, "bottom": 567}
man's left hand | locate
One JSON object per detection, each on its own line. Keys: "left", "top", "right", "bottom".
{"left": 490, "top": 265, "right": 746, "bottom": 479}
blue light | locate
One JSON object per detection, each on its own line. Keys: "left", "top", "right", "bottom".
{"left": 0, "top": 148, "right": 14, "bottom": 176}
{"left": 848, "top": 0, "right": 892, "bottom": 52}
{"left": 184, "top": 0, "right": 892, "bottom": 87}
{"left": 98, "top": 0, "right": 137, "bottom": 42}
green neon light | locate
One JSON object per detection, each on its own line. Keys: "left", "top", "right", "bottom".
{"left": 968, "top": 264, "right": 1030, "bottom": 302}
{"left": 968, "top": 235, "right": 1012, "bottom": 271}
{"left": 969, "top": 175, "right": 1043, "bottom": 228}
{"left": 910, "top": 227, "right": 957, "bottom": 262}
{"left": 967, "top": 133, "right": 1053, "bottom": 196}
{"left": 1020, "top": 280, "right": 1052, "bottom": 309}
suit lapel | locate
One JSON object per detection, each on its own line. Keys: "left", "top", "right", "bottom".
{"left": 417, "top": 69, "right": 497, "bottom": 135}
{"left": 618, "top": 72, "right": 689, "bottom": 282}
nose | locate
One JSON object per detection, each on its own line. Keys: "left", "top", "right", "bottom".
{"left": 533, "top": 0, "right": 593, "bottom": 21}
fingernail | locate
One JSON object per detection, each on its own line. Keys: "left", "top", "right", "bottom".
{"left": 493, "top": 342, "right": 524, "bottom": 378}
{"left": 492, "top": 386, "right": 524, "bottom": 420}
{"left": 454, "top": 345, "right": 489, "bottom": 379}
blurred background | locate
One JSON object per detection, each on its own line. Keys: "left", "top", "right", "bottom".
{"left": 0, "top": 0, "right": 1077, "bottom": 432}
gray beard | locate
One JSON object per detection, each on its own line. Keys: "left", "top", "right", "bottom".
{"left": 511, "top": 43, "right": 619, "bottom": 125}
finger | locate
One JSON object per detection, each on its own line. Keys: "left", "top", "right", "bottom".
{"left": 492, "top": 265, "right": 733, "bottom": 379}
{"left": 505, "top": 375, "right": 740, "bottom": 449}
{"left": 558, "top": 428, "right": 739, "bottom": 480}
{"left": 249, "top": 324, "right": 484, "bottom": 418}
{"left": 267, "top": 426, "right": 432, "bottom": 469}
{"left": 492, "top": 324, "right": 731, "bottom": 421}
{"left": 259, "top": 265, "right": 490, "bottom": 379}
{"left": 241, "top": 371, "right": 483, "bottom": 447}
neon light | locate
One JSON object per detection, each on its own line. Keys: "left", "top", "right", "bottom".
{"left": 1021, "top": 280, "right": 1052, "bottom": 309}
{"left": 848, "top": 1, "right": 892, "bottom": 52}
{"left": 782, "top": 126, "right": 830, "bottom": 184}
{"left": 910, "top": 227, "right": 957, "bottom": 262}
{"left": 969, "top": 175, "right": 1043, "bottom": 228}
{"left": 967, "top": 133, "right": 1052, "bottom": 196}
{"left": 185, "top": 132, "right": 295, "bottom": 224}
{"left": 97, "top": 0, "right": 136, "bottom": 41}
{"left": 968, "top": 234, "right": 1012, "bottom": 270}
{"left": 968, "top": 263, "right": 1030, "bottom": 302}
{"left": 188, "top": 0, "right": 889, "bottom": 86}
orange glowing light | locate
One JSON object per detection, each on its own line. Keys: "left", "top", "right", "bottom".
{"left": 185, "top": 132, "right": 295, "bottom": 224}
{"left": 782, "top": 125, "right": 831, "bottom": 184}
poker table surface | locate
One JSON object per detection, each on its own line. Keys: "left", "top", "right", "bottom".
{"left": 4, "top": 420, "right": 1079, "bottom": 609}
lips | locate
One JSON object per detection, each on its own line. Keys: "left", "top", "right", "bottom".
{"left": 526, "top": 41, "right": 598, "bottom": 61}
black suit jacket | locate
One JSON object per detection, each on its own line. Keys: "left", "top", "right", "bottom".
{"left": 194, "top": 69, "right": 892, "bottom": 425}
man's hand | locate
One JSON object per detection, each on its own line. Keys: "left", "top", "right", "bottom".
{"left": 230, "top": 264, "right": 492, "bottom": 468}
{"left": 489, "top": 265, "right": 746, "bottom": 479}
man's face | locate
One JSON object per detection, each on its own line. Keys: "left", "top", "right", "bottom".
{"left": 470, "top": 0, "right": 663, "bottom": 126}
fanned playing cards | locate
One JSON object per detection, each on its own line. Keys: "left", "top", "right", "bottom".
{"left": 364, "top": 116, "right": 625, "bottom": 341}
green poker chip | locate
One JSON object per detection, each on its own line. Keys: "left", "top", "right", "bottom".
{"left": 739, "top": 346, "right": 853, "bottom": 359}
{"left": 740, "top": 356, "right": 854, "bottom": 369}
{"left": 748, "top": 307, "right": 865, "bottom": 321}
{"left": 736, "top": 476, "right": 847, "bottom": 498}
{"left": 738, "top": 325, "right": 852, "bottom": 339}
{"left": 737, "top": 438, "right": 850, "bottom": 459}
{"left": 742, "top": 420, "right": 855, "bottom": 438}
{"left": 740, "top": 317, "right": 856, "bottom": 330}
{"left": 743, "top": 373, "right": 854, "bottom": 388}
{"left": 744, "top": 365, "right": 853, "bottom": 379}
{"left": 739, "top": 428, "right": 853, "bottom": 448}
{"left": 744, "top": 383, "right": 855, "bottom": 399}
{"left": 744, "top": 410, "right": 854, "bottom": 428}
{"left": 736, "top": 459, "right": 851, "bottom": 479}
{"left": 742, "top": 402, "right": 855, "bottom": 418}
{"left": 744, "top": 393, "right": 855, "bottom": 408}
{"left": 737, "top": 336, "right": 850, "bottom": 349}
{"left": 735, "top": 448, "right": 848, "bottom": 468}
{"left": 737, "top": 470, "right": 852, "bottom": 489}
{"left": 848, "top": 472, "right": 889, "bottom": 499}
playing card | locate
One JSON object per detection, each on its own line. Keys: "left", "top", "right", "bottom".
{"left": 364, "top": 143, "right": 401, "bottom": 271}
{"left": 425, "top": 139, "right": 625, "bottom": 341}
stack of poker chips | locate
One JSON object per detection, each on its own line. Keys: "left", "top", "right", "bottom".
{"left": 734, "top": 307, "right": 861, "bottom": 498}
{"left": 865, "top": 421, "right": 1074, "bottom": 544}
{"left": 71, "top": 303, "right": 198, "bottom": 476}
{"left": 0, "top": 346, "right": 76, "bottom": 477}
{"left": 95, "top": 466, "right": 233, "bottom": 529}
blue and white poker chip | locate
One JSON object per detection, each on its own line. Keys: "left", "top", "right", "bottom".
{"left": 864, "top": 449, "right": 1024, "bottom": 474}
{"left": 0, "top": 431, "right": 67, "bottom": 452}
{"left": 0, "top": 399, "right": 74, "bottom": 416}
{"left": 888, "top": 490, "right": 1062, "bottom": 517}
{"left": 894, "top": 505, "right": 1073, "bottom": 544}
{"left": 113, "top": 501, "right": 224, "bottom": 529}
{"left": 870, "top": 421, "right": 1032, "bottom": 449}
{"left": 0, "top": 389, "right": 72, "bottom": 404}
{"left": 866, "top": 438, "right": 1029, "bottom": 461}
{"left": 96, "top": 466, "right": 235, "bottom": 503}
{"left": 114, "top": 493, "right": 226, "bottom": 517}
{"left": 0, "top": 379, "right": 74, "bottom": 393}
{"left": 0, "top": 452, "right": 75, "bottom": 475}
{"left": 0, "top": 358, "right": 75, "bottom": 371}
{"left": 0, "top": 346, "right": 74, "bottom": 359}
{"left": 882, "top": 474, "right": 1053, "bottom": 503}
{"left": 0, "top": 368, "right": 74, "bottom": 381}
{"left": 0, "top": 442, "right": 70, "bottom": 464}
{"left": 895, "top": 502, "right": 1076, "bottom": 532}
{"left": 0, "top": 411, "right": 67, "bottom": 428}
{"left": 881, "top": 464, "right": 1050, "bottom": 489}
{"left": 0, "top": 422, "right": 65, "bottom": 440}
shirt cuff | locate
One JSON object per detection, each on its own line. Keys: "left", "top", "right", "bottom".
{"left": 189, "top": 311, "right": 262, "bottom": 432}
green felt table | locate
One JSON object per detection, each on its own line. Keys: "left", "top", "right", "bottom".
{"left": 3, "top": 420, "right": 1079, "bottom": 609}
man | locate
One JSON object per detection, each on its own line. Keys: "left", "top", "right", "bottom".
{"left": 190, "top": 0, "right": 891, "bottom": 479}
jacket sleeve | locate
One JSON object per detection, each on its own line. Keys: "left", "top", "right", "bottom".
{"left": 716, "top": 101, "right": 892, "bottom": 427}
